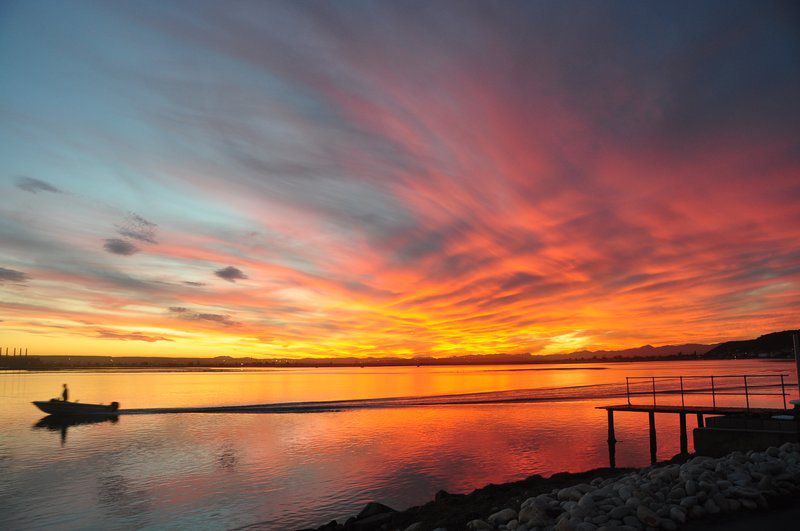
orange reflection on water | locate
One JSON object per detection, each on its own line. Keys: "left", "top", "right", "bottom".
{"left": 2, "top": 359, "right": 796, "bottom": 529}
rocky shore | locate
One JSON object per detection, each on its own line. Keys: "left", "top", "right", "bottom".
{"left": 306, "top": 443, "right": 800, "bottom": 531}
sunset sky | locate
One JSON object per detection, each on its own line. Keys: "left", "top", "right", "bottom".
{"left": 1, "top": 1, "right": 798, "bottom": 358}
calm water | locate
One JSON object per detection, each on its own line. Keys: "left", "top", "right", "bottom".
{"left": 0, "top": 360, "right": 795, "bottom": 529}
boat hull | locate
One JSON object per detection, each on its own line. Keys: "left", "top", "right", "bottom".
{"left": 33, "top": 400, "right": 119, "bottom": 416}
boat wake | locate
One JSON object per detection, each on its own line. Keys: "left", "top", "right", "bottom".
{"left": 119, "top": 382, "right": 630, "bottom": 415}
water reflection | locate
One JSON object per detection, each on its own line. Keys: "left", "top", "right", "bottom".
{"left": 3, "top": 360, "right": 795, "bottom": 530}
{"left": 217, "top": 444, "right": 238, "bottom": 471}
{"left": 97, "top": 473, "right": 154, "bottom": 524}
{"left": 33, "top": 415, "right": 119, "bottom": 446}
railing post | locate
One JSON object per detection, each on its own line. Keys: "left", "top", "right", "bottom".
{"left": 680, "top": 376, "right": 685, "bottom": 408}
{"left": 626, "top": 377, "right": 631, "bottom": 405}
{"left": 711, "top": 376, "right": 716, "bottom": 409}
{"left": 652, "top": 377, "right": 657, "bottom": 406}
{"left": 794, "top": 332, "right": 800, "bottom": 400}
{"left": 781, "top": 374, "right": 787, "bottom": 410}
{"left": 744, "top": 376, "right": 750, "bottom": 412}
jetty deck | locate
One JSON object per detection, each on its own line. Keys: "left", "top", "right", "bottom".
{"left": 600, "top": 404, "right": 782, "bottom": 416}
{"left": 597, "top": 374, "right": 793, "bottom": 468}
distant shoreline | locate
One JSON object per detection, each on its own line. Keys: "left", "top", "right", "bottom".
{"left": 0, "top": 354, "right": 794, "bottom": 371}
{"left": 0, "top": 365, "right": 611, "bottom": 373}
{"left": 3, "top": 329, "right": 796, "bottom": 371}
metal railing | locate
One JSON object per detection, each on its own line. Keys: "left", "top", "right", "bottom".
{"left": 625, "top": 374, "right": 791, "bottom": 412}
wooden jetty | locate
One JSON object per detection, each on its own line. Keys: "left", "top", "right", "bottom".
{"left": 597, "top": 374, "right": 793, "bottom": 467}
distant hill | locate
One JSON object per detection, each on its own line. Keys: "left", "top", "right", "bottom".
{"left": 546, "top": 343, "right": 716, "bottom": 361}
{"left": 5, "top": 329, "right": 798, "bottom": 370}
{"left": 704, "top": 330, "right": 800, "bottom": 358}
{"left": 7, "top": 344, "right": 716, "bottom": 369}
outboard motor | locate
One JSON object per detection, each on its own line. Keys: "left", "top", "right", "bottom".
{"left": 110, "top": 401, "right": 120, "bottom": 411}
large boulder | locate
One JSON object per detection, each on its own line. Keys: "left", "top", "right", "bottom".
{"left": 488, "top": 508, "right": 517, "bottom": 525}
{"left": 355, "top": 502, "right": 395, "bottom": 520}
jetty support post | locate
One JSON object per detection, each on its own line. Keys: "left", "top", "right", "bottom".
{"left": 607, "top": 409, "right": 617, "bottom": 468}
{"left": 696, "top": 413, "right": 704, "bottom": 428}
{"left": 679, "top": 413, "right": 688, "bottom": 454}
{"left": 794, "top": 332, "right": 800, "bottom": 399}
{"left": 648, "top": 412, "right": 657, "bottom": 464}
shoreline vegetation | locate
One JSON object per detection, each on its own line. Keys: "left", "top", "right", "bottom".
{"left": 300, "top": 445, "right": 800, "bottom": 531}
{"left": 2, "top": 330, "right": 797, "bottom": 371}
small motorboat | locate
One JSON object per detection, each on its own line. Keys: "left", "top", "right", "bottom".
{"left": 33, "top": 399, "right": 120, "bottom": 416}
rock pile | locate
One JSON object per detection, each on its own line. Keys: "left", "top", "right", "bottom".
{"left": 463, "top": 443, "right": 800, "bottom": 531}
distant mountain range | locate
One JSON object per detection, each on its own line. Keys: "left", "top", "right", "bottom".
{"left": 549, "top": 329, "right": 799, "bottom": 361}
{"left": 545, "top": 343, "right": 716, "bottom": 361}
{"left": 3, "top": 329, "right": 798, "bottom": 369}
{"left": 704, "top": 330, "right": 799, "bottom": 358}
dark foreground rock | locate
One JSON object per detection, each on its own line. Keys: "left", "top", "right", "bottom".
{"left": 300, "top": 444, "right": 800, "bottom": 530}
{"left": 456, "top": 443, "right": 800, "bottom": 531}
{"left": 301, "top": 466, "right": 631, "bottom": 531}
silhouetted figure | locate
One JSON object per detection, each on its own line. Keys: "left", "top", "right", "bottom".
{"left": 61, "top": 383, "right": 69, "bottom": 402}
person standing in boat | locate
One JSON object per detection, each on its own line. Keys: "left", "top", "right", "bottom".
{"left": 61, "top": 383, "right": 69, "bottom": 402}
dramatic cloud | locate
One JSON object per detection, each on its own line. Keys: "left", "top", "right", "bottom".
{"left": 116, "top": 213, "right": 158, "bottom": 244}
{"left": 95, "top": 329, "right": 173, "bottom": 342}
{"left": 188, "top": 313, "right": 238, "bottom": 326}
{"left": 1, "top": 1, "right": 798, "bottom": 357}
{"left": 103, "top": 239, "right": 140, "bottom": 256}
{"left": 0, "top": 267, "right": 31, "bottom": 283}
{"left": 168, "top": 306, "right": 239, "bottom": 326}
{"left": 16, "top": 177, "right": 62, "bottom": 194}
{"left": 214, "top": 266, "right": 248, "bottom": 283}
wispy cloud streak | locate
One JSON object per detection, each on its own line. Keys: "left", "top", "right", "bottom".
{"left": 0, "top": 0, "right": 798, "bottom": 357}
{"left": 0, "top": 267, "right": 31, "bottom": 283}
{"left": 16, "top": 177, "right": 62, "bottom": 194}
{"left": 104, "top": 239, "right": 140, "bottom": 256}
